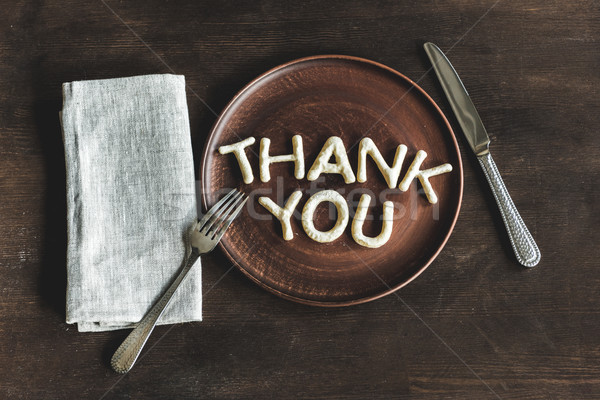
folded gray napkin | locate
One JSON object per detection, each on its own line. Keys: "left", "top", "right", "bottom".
{"left": 61, "top": 74, "right": 201, "bottom": 332}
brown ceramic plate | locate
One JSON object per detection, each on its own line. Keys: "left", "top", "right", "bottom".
{"left": 201, "top": 55, "right": 463, "bottom": 306}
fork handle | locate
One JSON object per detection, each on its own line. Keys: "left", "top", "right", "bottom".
{"left": 478, "top": 152, "right": 541, "bottom": 267}
{"left": 111, "top": 251, "right": 201, "bottom": 374}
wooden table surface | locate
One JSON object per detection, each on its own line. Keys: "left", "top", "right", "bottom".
{"left": 1, "top": 1, "right": 598, "bottom": 399}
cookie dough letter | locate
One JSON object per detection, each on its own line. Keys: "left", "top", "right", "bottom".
{"left": 398, "top": 150, "right": 452, "bottom": 204}
{"left": 218, "top": 137, "right": 256, "bottom": 184}
{"left": 259, "top": 191, "right": 303, "bottom": 241}
{"left": 307, "top": 136, "right": 356, "bottom": 184}
{"left": 302, "top": 190, "right": 349, "bottom": 243}
{"left": 259, "top": 135, "right": 305, "bottom": 182}
{"left": 351, "top": 194, "right": 394, "bottom": 248}
{"left": 357, "top": 138, "right": 407, "bottom": 188}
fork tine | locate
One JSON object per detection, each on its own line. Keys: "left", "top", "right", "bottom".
{"left": 200, "top": 190, "right": 243, "bottom": 234}
{"left": 198, "top": 188, "right": 236, "bottom": 229}
{"left": 198, "top": 189, "right": 240, "bottom": 232}
{"left": 211, "top": 195, "right": 248, "bottom": 242}
{"left": 206, "top": 192, "right": 246, "bottom": 237}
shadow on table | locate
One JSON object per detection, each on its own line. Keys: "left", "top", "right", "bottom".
{"left": 32, "top": 72, "right": 68, "bottom": 319}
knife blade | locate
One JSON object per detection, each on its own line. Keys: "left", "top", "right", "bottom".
{"left": 424, "top": 42, "right": 541, "bottom": 267}
{"left": 424, "top": 43, "right": 490, "bottom": 156}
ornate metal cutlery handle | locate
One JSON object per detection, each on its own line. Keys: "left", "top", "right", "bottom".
{"left": 478, "top": 152, "right": 541, "bottom": 267}
{"left": 111, "top": 252, "right": 200, "bottom": 374}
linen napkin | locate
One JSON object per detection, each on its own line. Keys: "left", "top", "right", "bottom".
{"left": 61, "top": 74, "right": 201, "bottom": 332}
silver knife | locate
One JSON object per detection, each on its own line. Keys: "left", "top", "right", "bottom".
{"left": 424, "top": 42, "right": 540, "bottom": 267}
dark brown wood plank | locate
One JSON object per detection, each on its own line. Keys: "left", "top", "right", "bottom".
{"left": 0, "top": 0, "right": 598, "bottom": 398}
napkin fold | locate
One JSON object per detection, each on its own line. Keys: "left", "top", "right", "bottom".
{"left": 61, "top": 74, "right": 201, "bottom": 332}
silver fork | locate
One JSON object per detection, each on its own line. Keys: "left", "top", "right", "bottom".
{"left": 111, "top": 189, "right": 248, "bottom": 374}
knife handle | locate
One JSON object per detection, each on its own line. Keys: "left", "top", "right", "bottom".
{"left": 478, "top": 152, "right": 541, "bottom": 267}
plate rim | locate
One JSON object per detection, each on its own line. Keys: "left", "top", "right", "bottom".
{"left": 200, "top": 54, "right": 463, "bottom": 306}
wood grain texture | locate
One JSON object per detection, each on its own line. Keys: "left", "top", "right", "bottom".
{"left": 0, "top": 0, "right": 598, "bottom": 399}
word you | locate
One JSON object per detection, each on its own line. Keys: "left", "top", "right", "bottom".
{"left": 218, "top": 135, "right": 452, "bottom": 248}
